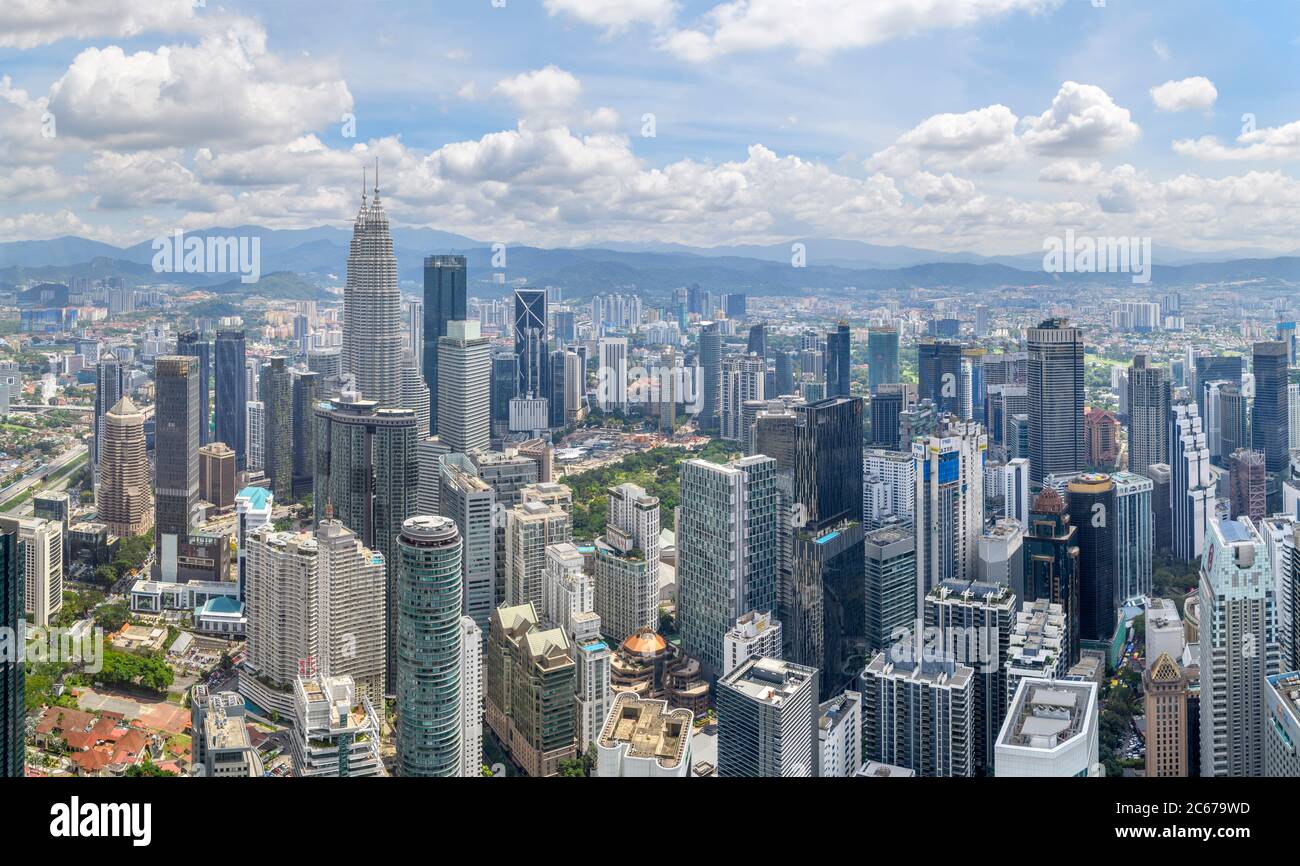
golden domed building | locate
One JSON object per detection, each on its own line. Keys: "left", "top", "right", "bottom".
{"left": 610, "top": 629, "right": 710, "bottom": 716}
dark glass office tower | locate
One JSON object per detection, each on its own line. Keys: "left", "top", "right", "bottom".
{"left": 514, "top": 288, "right": 548, "bottom": 399}
{"left": 1023, "top": 488, "right": 1081, "bottom": 665}
{"left": 1067, "top": 474, "right": 1117, "bottom": 644}
{"left": 1126, "top": 353, "right": 1170, "bottom": 479}
{"left": 869, "top": 384, "right": 911, "bottom": 450}
{"left": 93, "top": 351, "right": 124, "bottom": 470}
{"left": 292, "top": 370, "right": 320, "bottom": 498}
{"left": 775, "top": 350, "right": 795, "bottom": 397}
{"left": 1027, "top": 318, "right": 1084, "bottom": 483}
{"left": 867, "top": 326, "right": 900, "bottom": 395}
{"left": 698, "top": 321, "right": 721, "bottom": 432}
{"left": 548, "top": 349, "right": 567, "bottom": 429}
{"left": 177, "top": 330, "right": 211, "bottom": 445}
{"left": 490, "top": 354, "right": 519, "bottom": 439}
{"left": 794, "top": 396, "right": 864, "bottom": 528}
{"left": 747, "top": 322, "right": 767, "bottom": 359}
{"left": 214, "top": 330, "right": 247, "bottom": 470}
{"left": 826, "top": 323, "right": 851, "bottom": 398}
{"left": 422, "top": 255, "right": 467, "bottom": 435}
{"left": 0, "top": 517, "right": 22, "bottom": 778}
{"left": 259, "top": 356, "right": 293, "bottom": 502}
{"left": 1193, "top": 354, "right": 1242, "bottom": 396}
{"left": 1252, "top": 341, "right": 1289, "bottom": 473}
{"left": 155, "top": 356, "right": 199, "bottom": 580}
{"left": 917, "top": 339, "right": 963, "bottom": 415}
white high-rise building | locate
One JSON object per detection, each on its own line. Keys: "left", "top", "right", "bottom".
{"left": 1170, "top": 402, "right": 1216, "bottom": 562}
{"left": 245, "top": 400, "right": 265, "bottom": 471}
{"left": 291, "top": 673, "right": 385, "bottom": 777}
{"left": 316, "top": 517, "right": 387, "bottom": 704}
{"left": 459, "top": 616, "right": 483, "bottom": 777}
{"left": 243, "top": 529, "right": 320, "bottom": 691}
{"left": 994, "top": 679, "right": 1099, "bottom": 777}
{"left": 913, "top": 419, "right": 986, "bottom": 605}
{"left": 1113, "top": 471, "right": 1154, "bottom": 603}
{"left": 19, "top": 517, "right": 62, "bottom": 627}
{"left": 1199, "top": 517, "right": 1281, "bottom": 777}
{"left": 437, "top": 320, "right": 491, "bottom": 454}
{"left": 595, "top": 693, "right": 693, "bottom": 777}
{"left": 505, "top": 501, "right": 572, "bottom": 610}
{"left": 597, "top": 337, "right": 628, "bottom": 413}
{"left": 1260, "top": 516, "right": 1299, "bottom": 672}
{"left": 416, "top": 436, "right": 448, "bottom": 517}
{"left": 722, "top": 609, "right": 783, "bottom": 676}
{"left": 342, "top": 172, "right": 403, "bottom": 408}
{"left": 235, "top": 485, "right": 273, "bottom": 602}
{"left": 818, "top": 690, "right": 862, "bottom": 777}
{"left": 574, "top": 637, "right": 612, "bottom": 755}
{"left": 721, "top": 354, "right": 766, "bottom": 444}
{"left": 862, "top": 448, "right": 914, "bottom": 530}
{"left": 594, "top": 483, "right": 661, "bottom": 644}
{"left": 1290, "top": 383, "right": 1300, "bottom": 451}
{"left": 542, "top": 541, "right": 594, "bottom": 635}
{"left": 400, "top": 351, "right": 430, "bottom": 436}
{"left": 1002, "top": 457, "right": 1031, "bottom": 529}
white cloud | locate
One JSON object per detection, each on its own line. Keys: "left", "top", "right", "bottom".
{"left": 1174, "top": 120, "right": 1300, "bottom": 161}
{"left": 1150, "top": 39, "right": 1170, "bottom": 61}
{"left": 662, "top": 0, "right": 1061, "bottom": 63}
{"left": 1150, "top": 76, "right": 1217, "bottom": 112}
{"left": 1038, "top": 159, "right": 1103, "bottom": 184}
{"left": 1020, "top": 81, "right": 1140, "bottom": 156}
{"left": 869, "top": 104, "right": 1021, "bottom": 173}
{"left": 544, "top": 0, "right": 677, "bottom": 33}
{"left": 46, "top": 18, "right": 352, "bottom": 150}
{"left": 494, "top": 65, "right": 583, "bottom": 127}
{"left": 0, "top": 0, "right": 196, "bottom": 49}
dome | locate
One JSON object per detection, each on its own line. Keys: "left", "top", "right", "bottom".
{"left": 621, "top": 629, "right": 668, "bottom": 657}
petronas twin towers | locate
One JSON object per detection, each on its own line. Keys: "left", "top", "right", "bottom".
{"left": 342, "top": 165, "right": 404, "bottom": 409}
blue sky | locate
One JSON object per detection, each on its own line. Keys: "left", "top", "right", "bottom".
{"left": 2, "top": 0, "right": 1300, "bottom": 254}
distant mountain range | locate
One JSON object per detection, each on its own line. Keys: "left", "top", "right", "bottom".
{"left": 3, "top": 226, "right": 1299, "bottom": 300}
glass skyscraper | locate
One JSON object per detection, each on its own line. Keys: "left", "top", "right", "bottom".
{"left": 214, "top": 329, "right": 247, "bottom": 470}
{"left": 422, "top": 255, "right": 467, "bottom": 436}
{"left": 177, "top": 330, "right": 211, "bottom": 445}
{"left": 1027, "top": 318, "right": 1084, "bottom": 483}
{"left": 395, "top": 515, "right": 464, "bottom": 777}
{"left": 867, "top": 325, "right": 900, "bottom": 395}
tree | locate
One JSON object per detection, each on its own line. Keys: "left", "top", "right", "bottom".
{"left": 94, "top": 564, "right": 117, "bottom": 588}
{"left": 125, "top": 759, "right": 176, "bottom": 777}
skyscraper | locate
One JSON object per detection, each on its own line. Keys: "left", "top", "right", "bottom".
{"left": 438, "top": 458, "right": 496, "bottom": 639}
{"left": 860, "top": 651, "right": 974, "bottom": 777}
{"left": 259, "top": 356, "right": 293, "bottom": 502}
{"left": 98, "top": 397, "right": 153, "bottom": 540}
{"left": 1143, "top": 652, "right": 1190, "bottom": 778}
{"left": 678, "top": 455, "right": 778, "bottom": 678}
{"left": 1112, "top": 471, "right": 1153, "bottom": 603}
{"left": 593, "top": 483, "right": 660, "bottom": 644}
{"left": 913, "top": 419, "right": 986, "bottom": 602}
{"left": 1022, "top": 488, "right": 1081, "bottom": 664}
{"left": 291, "top": 369, "right": 320, "bottom": 498}
{"left": 214, "top": 330, "right": 247, "bottom": 470}
{"left": 0, "top": 518, "right": 22, "bottom": 778}
{"left": 490, "top": 353, "right": 519, "bottom": 439}
{"left": 177, "top": 330, "right": 211, "bottom": 445}
{"left": 1027, "top": 318, "right": 1084, "bottom": 483}
{"left": 1067, "top": 474, "right": 1117, "bottom": 643}
{"left": 437, "top": 320, "right": 491, "bottom": 454}
{"left": 698, "top": 321, "right": 721, "bottom": 432}
{"left": 917, "top": 340, "right": 963, "bottom": 416}
{"left": 1253, "top": 341, "right": 1289, "bottom": 474}
{"left": 422, "top": 255, "right": 467, "bottom": 435}
{"left": 395, "top": 516, "right": 464, "bottom": 777}
{"left": 867, "top": 324, "right": 900, "bottom": 394}
{"left": 514, "top": 288, "right": 548, "bottom": 399}
{"left": 315, "top": 514, "right": 388, "bottom": 705}
{"left": 1199, "top": 517, "right": 1280, "bottom": 777}
{"left": 826, "top": 323, "right": 851, "bottom": 398}
{"left": 1171, "top": 403, "right": 1216, "bottom": 562}
{"left": 93, "top": 350, "right": 124, "bottom": 475}
{"left": 717, "top": 657, "right": 819, "bottom": 777}
{"left": 313, "top": 393, "right": 418, "bottom": 684}
{"left": 343, "top": 170, "right": 403, "bottom": 408}
{"left": 155, "top": 355, "right": 199, "bottom": 581}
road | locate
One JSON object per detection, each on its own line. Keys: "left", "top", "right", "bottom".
{"left": 0, "top": 443, "right": 88, "bottom": 513}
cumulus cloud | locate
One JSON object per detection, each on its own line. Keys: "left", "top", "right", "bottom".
{"left": 46, "top": 17, "right": 352, "bottom": 150}
{"left": 544, "top": 0, "right": 677, "bottom": 33}
{"left": 1173, "top": 119, "right": 1300, "bottom": 161}
{"left": 494, "top": 65, "right": 584, "bottom": 127}
{"left": 1150, "top": 76, "right": 1217, "bottom": 112}
{"left": 0, "top": 0, "right": 197, "bottom": 49}
{"left": 662, "top": 0, "right": 1062, "bottom": 63}
{"left": 869, "top": 104, "right": 1021, "bottom": 174}
{"left": 1020, "top": 81, "right": 1140, "bottom": 156}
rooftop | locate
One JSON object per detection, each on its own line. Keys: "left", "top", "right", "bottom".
{"left": 598, "top": 694, "right": 692, "bottom": 769}
{"left": 999, "top": 680, "right": 1096, "bottom": 752}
